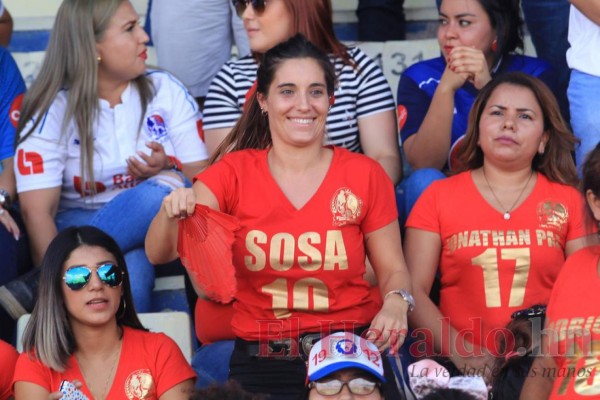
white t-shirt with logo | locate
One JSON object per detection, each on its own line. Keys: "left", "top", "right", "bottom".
{"left": 15, "top": 70, "right": 208, "bottom": 209}
{"left": 567, "top": 5, "right": 600, "bottom": 76}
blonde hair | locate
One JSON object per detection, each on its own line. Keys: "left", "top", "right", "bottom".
{"left": 17, "top": 0, "right": 154, "bottom": 193}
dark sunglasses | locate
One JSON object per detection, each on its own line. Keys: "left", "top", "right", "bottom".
{"left": 309, "top": 377, "right": 380, "bottom": 396}
{"left": 63, "top": 263, "right": 124, "bottom": 290}
{"left": 232, "top": 0, "right": 267, "bottom": 18}
{"left": 511, "top": 304, "right": 547, "bottom": 320}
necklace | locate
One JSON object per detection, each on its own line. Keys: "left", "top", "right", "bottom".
{"left": 482, "top": 168, "right": 534, "bottom": 220}
{"left": 78, "top": 343, "right": 121, "bottom": 400}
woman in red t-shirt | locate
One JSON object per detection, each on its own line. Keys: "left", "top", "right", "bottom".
{"left": 147, "top": 34, "right": 412, "bottom": 399}
{"left": 521, "top": 143, "right": 600, "bottom": 399}
{"left": 13, "top": 226, "right": 195, "bottom": 400}
{"left": 405, "top": 72, "right": 587, "bottom": 379}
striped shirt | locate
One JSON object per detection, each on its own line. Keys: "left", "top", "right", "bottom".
{"left": 203, "top": 47, "right": 396, "bottom": 153}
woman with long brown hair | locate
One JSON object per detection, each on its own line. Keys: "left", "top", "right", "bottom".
{"left": 404, "top": 72, "right": 587, "bottom": 379}
{"left": 203, "top": 0, "right": 401, "bottom": 184}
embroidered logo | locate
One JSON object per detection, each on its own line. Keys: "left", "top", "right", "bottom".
{"left": 124, "top": 369, "right": 155, "bottom": 399}
{"left": 331, "top": 188, "right": 362, "bottom": 226}
{"left": 146, "top": 114, "right": 168, "bottom": 144}
{"left": 537, "top": 201, "right": 568, "bottom": 231}
{"left": 332, "top": 337, "right": 361, "bottom": 358}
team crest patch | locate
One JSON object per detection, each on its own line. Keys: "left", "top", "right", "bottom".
{"left": 332, "top": 337, "right": 361, "bottom": 358}
{"left": 331, "top": 188, "right": 362, "bottom": 226}
{"left": 537, "top": 201, "right": 568, "bottom": 231}
{"left": 124, "top": 369, "right": 155, "bottom": 399}
{"left": 146, "top": 114, "right": 168, "bottom": 143}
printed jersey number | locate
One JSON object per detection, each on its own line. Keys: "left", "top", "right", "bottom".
{"left": 471, "top": 248, "right": 531, "bottom": 308}
{"left": 262, "top": 278, "right": 329, "bottom": 319}
{"left": 557, "top": 341, "right": 600, "bottom": 395}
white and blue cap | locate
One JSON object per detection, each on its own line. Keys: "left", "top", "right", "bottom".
{"left": 307, "top": 332, "right": 386, "bottom": 383}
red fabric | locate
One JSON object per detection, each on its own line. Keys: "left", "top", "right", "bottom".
{"left": 407, "top": 171, "right": 587, "bottom": 351}
{"left": 0, "top": 340, "right": 18, "bottom": 399}
{"left": 13, "top": 327, "right": 195, "bottom": 399}
{"left": 195, "top": 298, "right": 235, "bottom": 344}
{"left": 546, "top": 246, "right": 600, "bottom": 399}
{"left": 179, "top": 204, "right": 240, "bottom": 303}
{"left": 196, "top": 147, "right": 396, "bottom": 340}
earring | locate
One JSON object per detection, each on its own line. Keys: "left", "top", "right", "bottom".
{"left": 117, "top": 297, "right": 127, "bottom": 319}
{"left": 97, "top": 55, "right": 102, "bottom": 63}
{"left": 539, "top": 146, "right": 545, "bottom": 155}
{"left": 491, "top": 39, "right": 498, "bottom": 52}
{"left": 261, "top": 108, "right": 268, "bottom": 116}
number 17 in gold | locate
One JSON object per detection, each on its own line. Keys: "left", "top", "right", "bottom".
{"left": 471, "top": 248, "right": 531, "bottom": 308}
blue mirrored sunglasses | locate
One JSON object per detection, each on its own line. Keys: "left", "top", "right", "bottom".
{"left": 63, "top": 263, "right": 124, "bottom": 290}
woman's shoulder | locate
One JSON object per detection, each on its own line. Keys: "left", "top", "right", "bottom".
{"left": 123, "top": 326, "right": 175, "bottom": 348}
{"left": 401, "top": 56, "right": 446, "bottom": 83}
{"left": 554, "top": 245, "right": 600, "bottom": 290}
{"left": 334, "top": 146, "right": 378, "bottom": 167}
{"left": 220, "top": 55, "right": 258, "bottom": 74}
{"left": 211, "top": 148, "right": 266, "bottom": 170}
{"left": 566, "top": 245, "right": 600, "bottom": 264}
{"left": 503, "top": 54, "right": 551, "bottom": 75}
{"left": 536, "top": 174, "right": 581, "bottom": 197}
{"left": 144, "top": 69, "right": 191, "bottom": 93}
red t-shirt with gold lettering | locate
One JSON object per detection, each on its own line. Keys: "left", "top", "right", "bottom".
{"left": 197, "top": 147, "right": 397, "bottom": 340}
{"left": 407, "top": 171, "right": 586, "bottom": 352}
{"left": 13, "top": 327, "right": 195, "bottom": 399}
{"left": 546, "top": 246, "right": 600, "bottom": 399}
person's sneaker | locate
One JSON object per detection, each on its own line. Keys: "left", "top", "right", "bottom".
{"left": 0, "top": 268, "right": 40, "bottom": 319}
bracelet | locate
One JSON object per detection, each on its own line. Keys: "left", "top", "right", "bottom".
{"left": 384, "top": 289, "right": 415, "bottom": 313}
{"left": 166, "top": 156, "right": 183, "bottom": 172}
{"left": 0, "top": 188, "right": 12, "bottom": 209}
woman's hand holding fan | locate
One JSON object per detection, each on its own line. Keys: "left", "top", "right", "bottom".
{"left": 177, "top": 204, "right": 241, "bottom": 303}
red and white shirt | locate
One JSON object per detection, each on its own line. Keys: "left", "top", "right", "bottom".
{"left": 15, "top": 70, "right": 208, "bottom": 209}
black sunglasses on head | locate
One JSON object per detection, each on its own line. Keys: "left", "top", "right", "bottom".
{"left": 232, "top": 0, "right": 267, "bottom": 18}
{"left": 511, "top": 304, "right": 547, "bottom": 320}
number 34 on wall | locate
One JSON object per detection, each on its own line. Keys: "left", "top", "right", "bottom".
{"left": 471, "top": 248, "right": 531, "bottom": 308}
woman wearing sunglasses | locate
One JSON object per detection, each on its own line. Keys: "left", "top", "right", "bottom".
{"left": 147, "top": 34, "right": 411, "bottom": 399}
{"left": 203, "top": 0, "right": 401, "bottom": 184}
{"left": 304, "top": 332, "right": 387, "bottom": 400}
{"left": 13, "top": 226, "right": 195, "bottom": 400}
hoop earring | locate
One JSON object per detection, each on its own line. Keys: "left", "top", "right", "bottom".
{"left": 261, "top": 108, "right": 268, "bottom": 116}
{"left": 117, "top": 297, "right": 127, "bottom": 319}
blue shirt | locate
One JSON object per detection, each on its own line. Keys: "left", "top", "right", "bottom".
{"left": 0, "top": 47, "right": 26, "bottom": 172}
{"left": 397, "top": 55, "right": 554, "bottom": 169}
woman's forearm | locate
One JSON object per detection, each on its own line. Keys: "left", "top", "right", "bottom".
{"left": 404, "top": 85, "right": 456, "bottom": 170}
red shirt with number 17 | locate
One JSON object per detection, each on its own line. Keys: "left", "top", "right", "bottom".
{"left": 407, "top": 171, "right": 586, "bottom": 352}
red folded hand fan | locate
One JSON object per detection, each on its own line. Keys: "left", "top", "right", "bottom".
{"left": 177, "top": 204, "right": 241, "bottom": 303}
